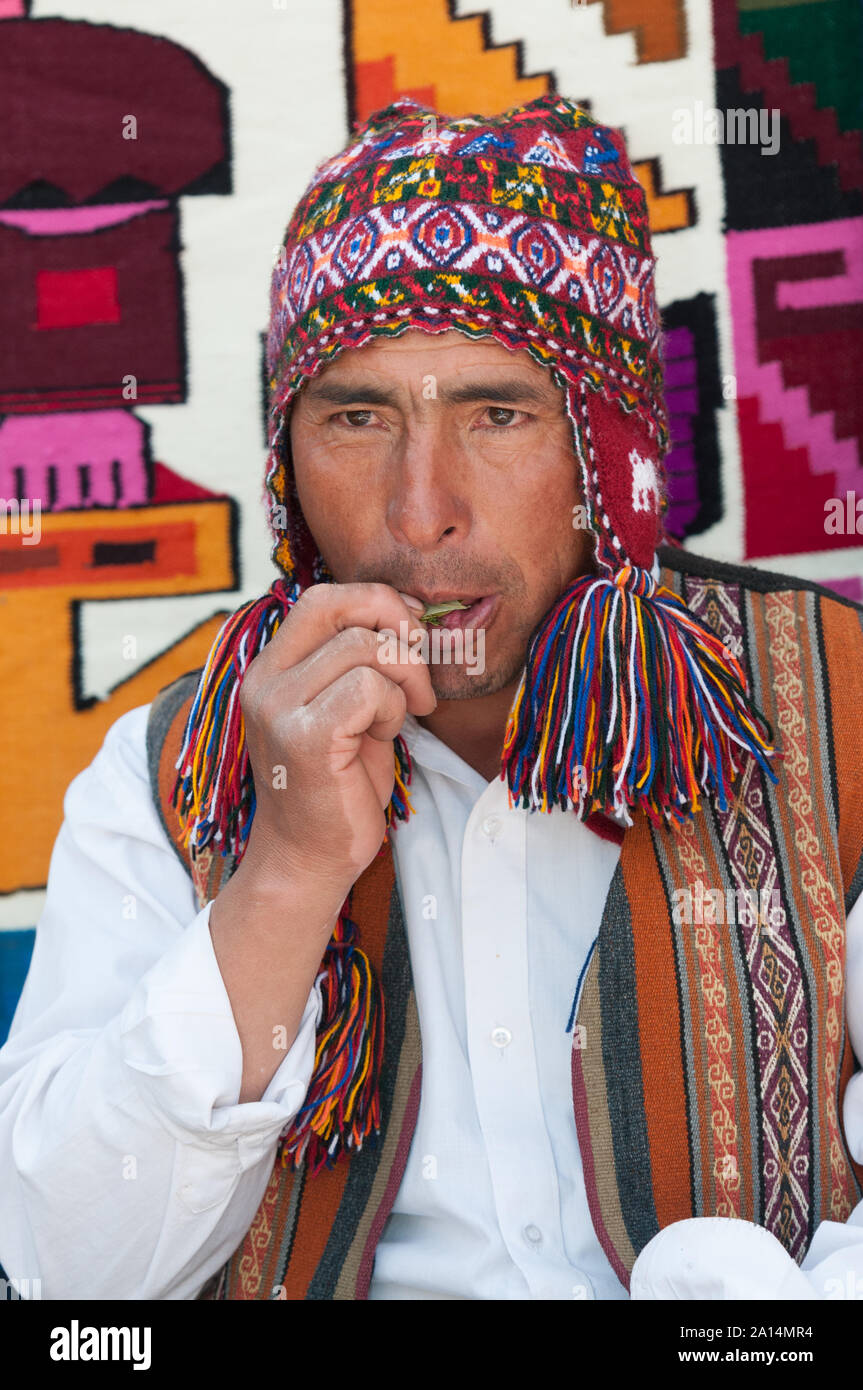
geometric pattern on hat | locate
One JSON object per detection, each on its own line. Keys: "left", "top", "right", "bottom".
{"left": 282, "top": 202, "right": 657, "bottom": 340}
{"left": 264, "top": 93, "right": 671, "bottom": 588}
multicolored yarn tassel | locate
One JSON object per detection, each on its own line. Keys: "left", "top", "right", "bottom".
{"left": 171, "top": 577, "right": 416, "bottom": 1172}
{"left": 501, "top": 564, "right": 779, "bottom": 827}
{"left": 278, "top": 892, "right": 386, "bottom": 1175}
{"left": 388, "top": 730, "right": 415, "bottom": 830}
{"left": 171, "top": 576, "right": 298, "bottom": 854}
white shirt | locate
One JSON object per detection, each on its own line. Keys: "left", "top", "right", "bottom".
{"left": 1, "top": 702, "right": 863, "bottom": 1300}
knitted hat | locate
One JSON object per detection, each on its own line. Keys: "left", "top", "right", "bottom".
{"left": 172, "top": 95, "right": 776, "bottom": 1171}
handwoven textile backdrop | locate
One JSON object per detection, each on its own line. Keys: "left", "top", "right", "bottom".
{"left": 1, "top": 0, "right": 861, "bottom": 1038}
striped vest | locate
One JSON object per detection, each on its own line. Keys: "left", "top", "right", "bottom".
{"left": 147, "top": 548, "right": 863, "bottom": 1298}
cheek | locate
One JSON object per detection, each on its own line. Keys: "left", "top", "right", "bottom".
{"left": 290, "top": 442, "right": 355, "bottom": 556}
{"left": 494, "top": 438, "right": 581, "bottom": 544}
{"left": 293, "top": 442, "right": 380, "bottom": 572}
{"left": 493, "top": 443, "right": 588, "bottom": 594}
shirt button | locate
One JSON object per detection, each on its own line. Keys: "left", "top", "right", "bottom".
{"left": 490, "top": 1026, "right": 512, "bottom": 1048}
{"left": 524, "top": 1224, "right": 543, "bottom": 1245}
{"left": 481, "top": 814, "right": 502, "bottom": 840}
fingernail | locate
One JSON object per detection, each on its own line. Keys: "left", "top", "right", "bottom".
{"left": 397, "top": 590, "right": 425, "bottom": 614}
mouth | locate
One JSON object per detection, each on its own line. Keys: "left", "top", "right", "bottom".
{"left": 416, "top": 593, "right": 500, "bottom": 631}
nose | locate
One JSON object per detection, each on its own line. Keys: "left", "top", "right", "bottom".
{"left": 385, "top": 420, "right": 469, "bottom": 553}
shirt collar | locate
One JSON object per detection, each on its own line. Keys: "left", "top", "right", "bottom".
{"left": 399, "top": 710, "right": 489, "bottom": 793}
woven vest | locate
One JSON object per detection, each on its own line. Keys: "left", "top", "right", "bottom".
{"left": 147, "top": 549, "right": 863, "bottom": 1299}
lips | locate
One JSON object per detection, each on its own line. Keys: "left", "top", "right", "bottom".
{"left": 431, "top": 594, "right": 499, "bottom": 630}
{"left": 412, "top": 590, "right": 485, "bottom": 607}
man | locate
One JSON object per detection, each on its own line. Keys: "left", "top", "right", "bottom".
{"left": 2, "top": 95, "right": 863, "bottom": 1301}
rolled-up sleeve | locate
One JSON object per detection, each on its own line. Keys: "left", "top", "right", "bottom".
{"left": 0, "top": 704, "right": 319, "bottom": 1301}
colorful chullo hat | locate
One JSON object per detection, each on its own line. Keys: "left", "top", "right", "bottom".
{"left": 173, "top": 95, "right": 776, "bottom": 1172}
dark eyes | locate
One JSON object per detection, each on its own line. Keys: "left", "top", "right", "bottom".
{"left": 333, "top": 406, "right": 528, "bottom": 428}
{"left": 484, "top": 406, "right": 524, "bottom": 427}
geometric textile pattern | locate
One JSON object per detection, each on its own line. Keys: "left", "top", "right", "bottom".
{"left": 347, "top": 0, "right": 697, "bottom": 237}
{"left": 349, "top": 0, "right": 552, "bottom": 128}
{"left": 0, "top": 16, "right": 231, "bottom": 204}
{"left": 0, "top": 211, "right": 185, "bottom": 413}
{"left": 715, "top": 0, "right": 863, "bottom": 219}
{"left": 0, "top": 10, "right": 237, "bottom": 897}
{"left": 282, "top": 200, "right": 658, "bottom": 342}
{"left": 660, "top": 292, "right": 723, "bottom": 542}
{"left": 726, "top": 217, "right": 863, "bottom": 558}
{"left": 584, "top": 0, "right": 688, "bottom": 65}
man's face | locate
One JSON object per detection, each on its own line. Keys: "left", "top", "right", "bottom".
{"left": 289, "top": 330, "right": 594, "bottom": 699}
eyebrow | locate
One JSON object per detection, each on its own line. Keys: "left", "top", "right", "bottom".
{"left": 303, "top": 377, "right": 554, "bottom": 408}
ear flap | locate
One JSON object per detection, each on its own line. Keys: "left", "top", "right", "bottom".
{"left": 568, "top": 380, "right": 665, "bottom": 574}
{"left": 266, "top": 397, "right": 326, "bottom": 588}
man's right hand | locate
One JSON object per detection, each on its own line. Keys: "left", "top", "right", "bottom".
{"left": 237, "top": 582, "right": 435, "bottom": 896}
{"left": 207, "top": 581, "right": 433, "bottom": 1102}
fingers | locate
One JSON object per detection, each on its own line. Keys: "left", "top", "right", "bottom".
{"left": 266, "top": 583, "right": 424, "bottom": 668}
{"left": 311, "top": 664, "right": 410, "bottom": 745}
{"left": 246, "top": 583, "right": 436, "bottom": 718}
{"left": 294, "top": 623, "right": 435, "bottom": 718}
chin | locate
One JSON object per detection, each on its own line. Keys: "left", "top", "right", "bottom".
{"left": 428, "top": 654, "right": 522, "bottom": 702}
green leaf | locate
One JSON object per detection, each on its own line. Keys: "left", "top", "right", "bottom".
{"left": 419, "top": 599, "right": 470, "bottom": 625}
